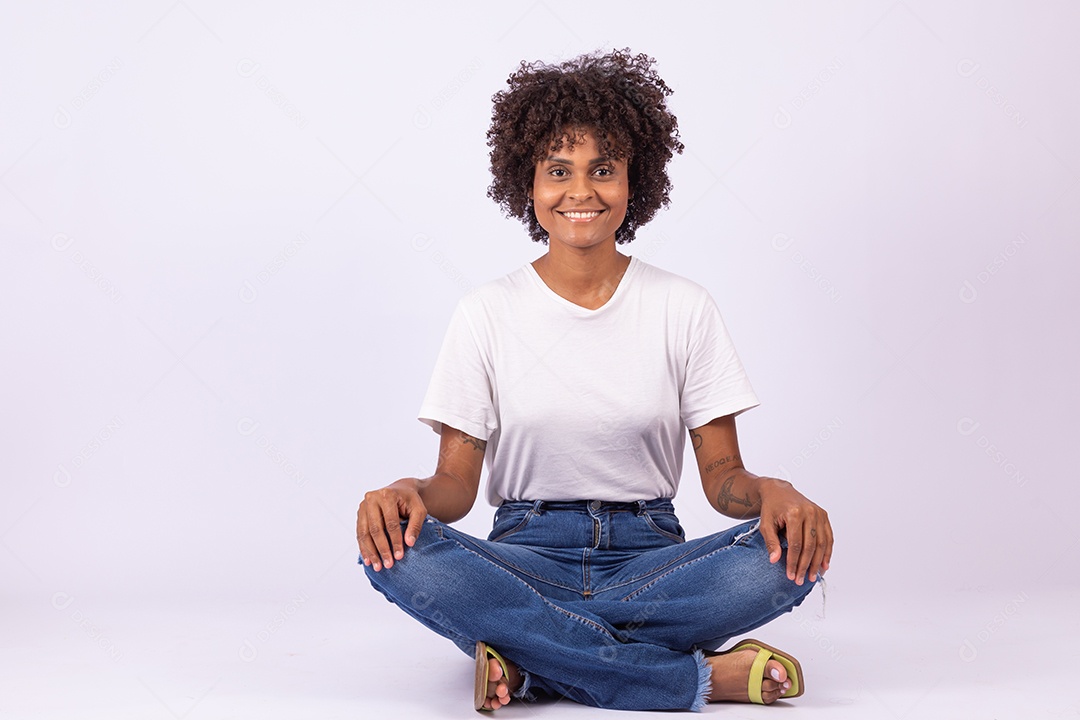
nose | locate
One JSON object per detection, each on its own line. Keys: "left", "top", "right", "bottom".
{"left": 567, "top": 173, "right": 594, "bottom": 201}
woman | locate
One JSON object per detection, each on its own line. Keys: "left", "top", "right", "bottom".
{"left": 357, "top": 49, "right": 833, "bottom": 712}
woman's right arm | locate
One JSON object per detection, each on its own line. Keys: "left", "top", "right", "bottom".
{"left": 356, "top": 425, "right": 486, "bottom": 571}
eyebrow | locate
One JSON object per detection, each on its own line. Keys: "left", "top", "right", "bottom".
{"left": 544, "top": 156, "right": 611, "bottom": 164}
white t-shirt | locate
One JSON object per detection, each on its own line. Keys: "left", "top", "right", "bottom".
{"left": 418, "top": 255, "right": 759, "bottom": 506}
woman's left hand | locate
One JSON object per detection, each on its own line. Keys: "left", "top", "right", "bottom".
{"left": 756, "top": 478, "right": 833, "bottom": 585}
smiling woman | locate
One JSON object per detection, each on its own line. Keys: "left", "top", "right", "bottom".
{"left": 486, "top": 50, "right": 682, "bottom": 246}
{"left": 530, "top": 131, "right": 630, "bottom": 252}
{"left": 356, "top": 48, "right": 833, "bottom": 714}
{"left": 528, "top": 130, "right": 633, "bottom": 309}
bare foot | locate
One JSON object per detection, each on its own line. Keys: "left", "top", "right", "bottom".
{"left": 706, "top": 648, "right": 792, "bottom": 704}
{"left": 482, "top": 655, "right": 522, "bottom": 710}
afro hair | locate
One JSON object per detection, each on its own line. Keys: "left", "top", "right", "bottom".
{"left": 486, "top": 48, "right": 684, "bottom": 245}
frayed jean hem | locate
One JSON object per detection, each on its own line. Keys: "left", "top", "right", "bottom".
{"left": 511, "top": 667, "right": 537, "bottom": 702}
{"left": 690, "top": 648, "right": 712, "bottom": 712}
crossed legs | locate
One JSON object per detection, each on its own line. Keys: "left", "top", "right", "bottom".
{"left": 363, "top": 516, "right": 815, "bottom": 711}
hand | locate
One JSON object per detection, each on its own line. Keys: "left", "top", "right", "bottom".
{"left": 757, "top": 478, "right": 833, "bottom": 586}
{"left": 356, "top": 478, "right": 428, "bottom": 571}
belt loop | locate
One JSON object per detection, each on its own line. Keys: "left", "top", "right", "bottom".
{"left": 531, "top": 499, "right": 545, "bottom": 515}
{"left": 635, "top": 499, "right": 647, "bottom": 516}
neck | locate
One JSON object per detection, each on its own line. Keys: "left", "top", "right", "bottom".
{"left": 531, "top": 240, "right": 631, "bottom": 310}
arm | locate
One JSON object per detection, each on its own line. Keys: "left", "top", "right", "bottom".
{"left": 357, "top": 424, "right": 486, "bottom": 571}
{"left": 689, "top": 414, "right": 833, "bottom": 585}
{"left": 416, "top": 425, "right": 486, "bottom": 522}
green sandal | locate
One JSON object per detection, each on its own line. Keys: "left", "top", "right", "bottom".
{"left": 474, "top": 641, "right": 512, "bottom": 712}
{"left": 706, "top": 638, "right": 804, "bottom": 704}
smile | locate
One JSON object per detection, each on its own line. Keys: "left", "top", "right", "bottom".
{"left": 559, "top": 210, "right": 604, "bottom": 221}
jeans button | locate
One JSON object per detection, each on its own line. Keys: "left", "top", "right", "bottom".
{"left": 589, "top": 500, "right": 602, "bottom": 511}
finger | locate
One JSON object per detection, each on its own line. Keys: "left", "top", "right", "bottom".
{"left": 403, "top": 498, "right": 427, "bottom": 547}
{"left": 808, "top": 532, "right": 827, "bottom": 582}
{"left": 365, "top": 501, "right": 396, "bottom": 570}
{"left": 359, "top": 531, "right": 381, "bottom": 570}
{"left": 796, "top": 519, "right": 818, "bottom": 583}
{"left": 784, "top": 514, "right": 804, "bottom": 582}
{"left": 356, "top": 509, "right": 380, "bottom": 570}
{"left": 794, "top": 518, "right": 817, "bottom": 586}
{"left": 381, "top": 497, "right": 407, "bottom": 563}
{"left": 355, "top": 504, "right": 368, "bottom": 557}
{"left": 821, "top": 519, "right": 834, "bottom": 573}
{"left": 758, "top": 516, "right": 784, "bottom": 564}
{"left": 809, "top": 516, "right": 833, "bottom": 581}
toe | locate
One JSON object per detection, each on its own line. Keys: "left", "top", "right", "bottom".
{"left": 486, "top": 658, "right": 513, "bottom": 708}
{"left": 760, "top": 659, "right": 790, "bottom": 703}
{"left": 765, "top": 658, "right": 787, "bottom": 684}
{"left": 707, "top": 648, "right": 799, "bottom": 705}
{"left": 759, "top": 678, "right": 782, "bottom": 703}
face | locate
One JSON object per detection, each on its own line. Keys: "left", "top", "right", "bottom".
{"left": 529, "top": 128, "right": 630, "bottom": 251}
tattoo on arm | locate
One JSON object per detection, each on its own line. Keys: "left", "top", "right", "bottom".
{"left": 717, "top": 475, "right": 752, "bottom": 513}
{"left": 705, "top": 454, "right": 741, "bottom": 474}
{"left": 690, "top": 429, "right": 703, "bottom": 451}
{"left": 459, "top": 432, "right": 486, "bottom": 452}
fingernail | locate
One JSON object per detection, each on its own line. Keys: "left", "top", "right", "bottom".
{"left": 395, "top": 550, "right": 403, "bottom": 559}
{"left": 373, "top": 563, "right": 381, "bottom": 571}
{"left": 770, "top": 668, "right": 781, "bottom": 681}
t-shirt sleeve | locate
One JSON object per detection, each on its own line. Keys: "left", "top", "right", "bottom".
{"left": 680, "top": 293, "right": 760, "bottom": 430}
{"left": 417, "top": 299, "right": 498, "bottom": 441}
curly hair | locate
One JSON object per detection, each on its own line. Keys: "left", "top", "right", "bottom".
{"left": 486, "top": 48, "right": 684, "bottom": 245}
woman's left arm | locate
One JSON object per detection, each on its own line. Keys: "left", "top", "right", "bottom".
{"left": 689, "top": 414, "right": 833, "bottom": 586}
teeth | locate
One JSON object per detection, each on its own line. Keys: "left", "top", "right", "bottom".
{"left": 562, "top": 211, "right": 601, "bottom": 219}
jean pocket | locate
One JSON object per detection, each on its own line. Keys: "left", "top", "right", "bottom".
{"left": 488, "top": 509, "right": 535, "bottom": 542}
{"left": 642, "top": 510, "right": 686, "bottom": 543}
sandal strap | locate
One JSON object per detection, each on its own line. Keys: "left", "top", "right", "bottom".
{"left": 485, "top": 645, "right": 510, "bottom": 682}
{"left": 747, "top": 647, "right": 771, "bottom": 704}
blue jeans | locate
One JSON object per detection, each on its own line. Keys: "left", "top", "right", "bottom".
{"left": 361, "top": 498, "right": 815, "bottom": 711}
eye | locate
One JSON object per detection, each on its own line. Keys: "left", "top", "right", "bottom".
{"left": 548, "top": 167, "right": 568, "bottom": 177}
{"left": 594, "top": 166, "right": 614, "bottom": 177}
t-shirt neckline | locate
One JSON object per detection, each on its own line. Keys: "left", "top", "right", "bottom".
{"left": 525, "top": 255, "right": 640, "bottom": 314}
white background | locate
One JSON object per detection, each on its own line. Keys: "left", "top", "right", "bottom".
{"left": 2, "top": 1, "right": 1077, "bottom": 718}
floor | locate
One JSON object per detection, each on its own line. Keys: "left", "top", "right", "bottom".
{"left": 3, "top": 583, "right": 1076, "bottom": 719}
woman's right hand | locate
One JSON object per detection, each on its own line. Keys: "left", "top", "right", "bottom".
{"left": 357, "top": 478, "right": 428, "bottom": 571}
